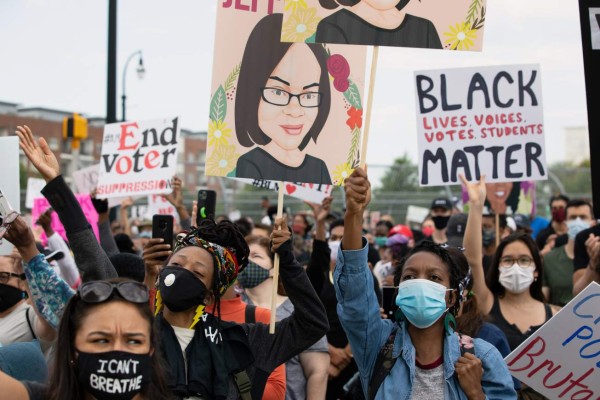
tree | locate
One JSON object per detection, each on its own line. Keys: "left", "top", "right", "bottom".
{"left": 377, "top": 155, "right": 440, "bottom": 193}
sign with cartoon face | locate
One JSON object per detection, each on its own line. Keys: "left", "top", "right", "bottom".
{"left": 414, "top": 64, "right": 547, "bottom": 188}
{"left": 280, "top": 0, "right": 486, "bottom": 51}
{"left": 207, "top": 3, "right": 367, "bottom": 185}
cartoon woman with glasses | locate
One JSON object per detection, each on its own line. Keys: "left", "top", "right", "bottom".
{"left": 315, "top": 0, "right": 442, "bottom": 48}
{"left": 235, "top": 14, "right": 333, "bottom": 184}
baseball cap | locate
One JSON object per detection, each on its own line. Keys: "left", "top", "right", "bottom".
{"left": 446, "top": 213, "right": 468, "bottom": 247}
{"left": 430, "top": 198, "right": 452, "bottom": 211}
{"left": 512, "top": 214, "right": 531, "bottom": 229}
{"left": 388, "top": 224, "right": 413, "bottom": 239}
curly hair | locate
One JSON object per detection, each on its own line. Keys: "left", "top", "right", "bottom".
{"left": 393, "top": 241, "right": 464, "bottom": 317}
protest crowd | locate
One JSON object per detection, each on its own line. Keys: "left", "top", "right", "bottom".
{"left": 0, "top": 124, "right": 595, "bottom": 400}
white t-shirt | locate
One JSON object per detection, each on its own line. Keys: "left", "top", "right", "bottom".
{"left": 172, "top": 326, "right": 204, "bottom": 400}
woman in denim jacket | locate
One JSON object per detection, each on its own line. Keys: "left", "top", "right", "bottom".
{"left": 334, "top": 168, "right": 516, "bottom": 400}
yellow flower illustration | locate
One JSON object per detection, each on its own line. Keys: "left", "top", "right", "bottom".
{"left": 284, "top": 0, "right": 307, "bottom": 12}
{"left": 207, "top": 144, "right": 239, "bottom": 176}
{"left": 208, "top": 120, "right": 232, "bottom": 147}
{"left": 282, "top": 7, "right": 320, "bottom": 43}
{"left": 332, "top": 162, "right": 354, "bottom": 185}
{"left": 444, "top": 22, "right": 477, "bottom": 51}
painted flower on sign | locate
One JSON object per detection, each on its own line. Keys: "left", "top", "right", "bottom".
{"left": 281, "top": 8, "right": 320, "bottom": 43}
{"left": 346, "top": 107, "right": 363, "bottom": 129}
{"left": 208, "top": 120, "right": 232, "bottom": 147}
{"left": 444, "top": 22, "right": 477, "bottom": 50}
{"left": 207, "top": 145, "right": 239, "bottom": 176}
{"left": 332, "top": 162, "right": 354, "bottom": 185}
{"left": 284, "top": 0, "right": 307, "bottom": 12}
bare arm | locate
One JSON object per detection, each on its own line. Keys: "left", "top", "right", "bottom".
{"left": 0, "top": 371, "right": 29, "bottom": 400}
{"left": 299, "top": 351, "right": 330, "bottom": 400}
{"left": 461, "top": 175, "right": 494, "bottom": 314}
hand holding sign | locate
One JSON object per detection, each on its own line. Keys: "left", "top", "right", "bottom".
{"left": 16, "top": 126, "right": 59, "bottom": 183}
{"left": 271, "top": 218, "right": 291, "bottom": 253}
{"left": 344, "top": 167, "right": 371, "bottom": 216}
{"left": 4, "top": 215, "right": 38, "bottom": 262}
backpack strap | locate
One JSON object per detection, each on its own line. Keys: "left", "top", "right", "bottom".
{"left": 368, "top": 329, "right": 397, "bottom": 400}
{"left": 233, "top": 370, "right": 253, "bottom": 400}
{"left": 244, "top": 304, "right": 257, "bottom": 324}
{"left": 25, "top": 307, "right": 37, "bottom": 340}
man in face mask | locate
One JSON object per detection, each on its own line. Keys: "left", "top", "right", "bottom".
{"left": 481, "top": 214, "right": 510, "bottom": 276}
{"left": 542, "top": 199, "right": 595, "bottom": 306}
{"left": 429, "top": 198, "right": 453, "bottom": 245}
{"left": 0, "top": 252, "right": 56, "bottom": 350}
{"left": 535, "top": 194, "right": 570, "bottom": 254}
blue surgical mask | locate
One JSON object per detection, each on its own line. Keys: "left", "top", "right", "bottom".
{"left": 567, "top": 218, "right": 590, "bottom": 241}
{"left": 395, "top": 279, "right": 452, "bottom": 329}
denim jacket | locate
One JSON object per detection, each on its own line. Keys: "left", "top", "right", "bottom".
{"left": 334, "top": 240, "right": 517, "bottom": 400}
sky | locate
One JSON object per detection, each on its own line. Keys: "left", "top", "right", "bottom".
{"left": 0, "top": 0, "right": 590, "bottom": 185}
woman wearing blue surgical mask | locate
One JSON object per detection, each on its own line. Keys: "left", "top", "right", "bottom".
{"left": 335, "top": 168, "right": 515, "bottom": 399}
{"left": 462, "top": 175, "right": 559, "bottom": 399}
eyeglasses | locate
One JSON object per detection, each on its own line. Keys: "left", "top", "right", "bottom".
{"left": 261, "top": 87, "right": 322, "bottom": 108}
{"left": 78, "top": 281, "right": 149, "bottom": 304}
{"left": 499, "top": 256, "right": 534, "bottom": 268}
{"left": 0, "top": 271, "right": 25, "bottom": 284}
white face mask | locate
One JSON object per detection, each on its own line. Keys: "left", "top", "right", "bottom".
{"left": 328, "top": 241, "right": 341, "bottom": 262}
{"left": 499, "top": 264, "right": 535, "bottom": 294}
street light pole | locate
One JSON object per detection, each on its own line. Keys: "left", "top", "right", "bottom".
{"left": 106, "top": 0, "right": 118, "bottom": 124}
{"left": 121, "top": 50, "right": 145, "bottom": 122}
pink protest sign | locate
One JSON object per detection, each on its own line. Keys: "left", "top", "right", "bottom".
{"left": 32, "top": 195, "right": 99, "bottom": 245}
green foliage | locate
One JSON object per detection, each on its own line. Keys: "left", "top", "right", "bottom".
{"left": 376, "top": 155, "right": 440, "bottom": 193}
{"left": 343, "top": 81, "right": 362, "bottom": 110}
{"left": 209, "top": 85, "right": 227, "bottom": 122}
{"left": 223, "top": 65, "right": 241, "bottom": 92}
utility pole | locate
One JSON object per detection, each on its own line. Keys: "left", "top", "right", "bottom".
{"left": 106, "top": 0, "right": 117, "bottom": 124}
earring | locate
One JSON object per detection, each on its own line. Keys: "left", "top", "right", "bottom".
{"left": 444, "top": 313, "right": 457, "bottom": 335}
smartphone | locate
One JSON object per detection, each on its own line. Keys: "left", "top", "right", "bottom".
{"left": 382, "top": 286, "right": 398, "bottom": 321}
{"left": 152, "top": 215, "right": 174, "bottom": 262}
{"left": 196, "top": 190, "right": 217, "bottom": 225}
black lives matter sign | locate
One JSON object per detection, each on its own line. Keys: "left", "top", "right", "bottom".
{"left": 414, "top": 64, "right": 546, "bottom": 187}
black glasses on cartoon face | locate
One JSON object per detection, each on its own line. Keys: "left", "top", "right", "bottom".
{"left": 260, "top": 87, "right": 322, "bottom": 108}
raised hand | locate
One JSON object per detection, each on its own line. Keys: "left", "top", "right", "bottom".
{"left": 4, "top": 216, "right": 39, "bottom": 261}
{"left": 460, "top": 174, "right": 486, "bottom": 208}
{"left": 344, "top": 167, "right": 371, "bottom": 216}
{"left": 15, "top": 126, "right": 59, "bottom": 182}
{"left": 306, "top": 196, "right": 333, "bottom": 223}
{"left": 162, "top": 176, "right": 184, "bottom": 208}
{"left": 271, "top": 217, "right": 291, "bottom": 253}
{"left": 142, "top": 238, "right": 172, "bottom": 289}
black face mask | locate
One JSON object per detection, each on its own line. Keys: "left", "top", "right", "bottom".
{"left": 159, "top": 266, "right": 209, "bottom": 312}
{"left": 431, "top": 215, "right": 450, "bottom": 230}
{"left": 482, "top": 229, "right": 496, "bottom": 247}
{"left": 76, "top": 350, "right": 152, "bottom": 400}
{"left": 0, "top": 283, "right": 25, "bottom": 312}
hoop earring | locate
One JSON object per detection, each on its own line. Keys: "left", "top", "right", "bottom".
{"left": 444, "top": 313, "right": 457, "bottom": 336}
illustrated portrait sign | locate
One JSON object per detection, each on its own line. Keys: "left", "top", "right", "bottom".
{"left": 234, "top": 177, "right": 333, "bottom": 203}
{"left": 207, "top": 2, "right": 367, "bottom": 185}
{"left": 414, "top": 64, "right": 547, "bottom": 188}
{"left": 281, "top": 0, "right": 486, "bottom": 51}
{"left": 462, "top": 181, "right": 536, "bottom": 216}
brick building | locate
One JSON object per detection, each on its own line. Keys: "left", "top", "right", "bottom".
{"left": 0, "top": 100, "right": 213, "bottom": 198}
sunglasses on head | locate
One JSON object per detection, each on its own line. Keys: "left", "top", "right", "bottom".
{"left": 78, "top": 281, "right": 149, "bottom": 304}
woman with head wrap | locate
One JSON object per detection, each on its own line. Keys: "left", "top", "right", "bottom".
{"left": 153, "top": 217, "right": 328, "bottom": 399}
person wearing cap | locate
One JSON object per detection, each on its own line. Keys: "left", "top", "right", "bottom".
{"left": 429, "top": 197, "right": 453, "bottom": 244}
{"left": 446, "top": 213, "right": 468, "bottom": 248}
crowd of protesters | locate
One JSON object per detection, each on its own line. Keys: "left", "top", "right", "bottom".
{"left": 0, "top": 125, "right": 597, "bottom": 399}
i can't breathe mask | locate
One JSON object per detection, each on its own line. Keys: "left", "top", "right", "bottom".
{"left": 76, "top": 350, "right": 152, "bottom": 400}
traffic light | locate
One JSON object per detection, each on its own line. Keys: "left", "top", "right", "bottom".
{"left": 62, "top": 113, "right": 88, "bottom": 140}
